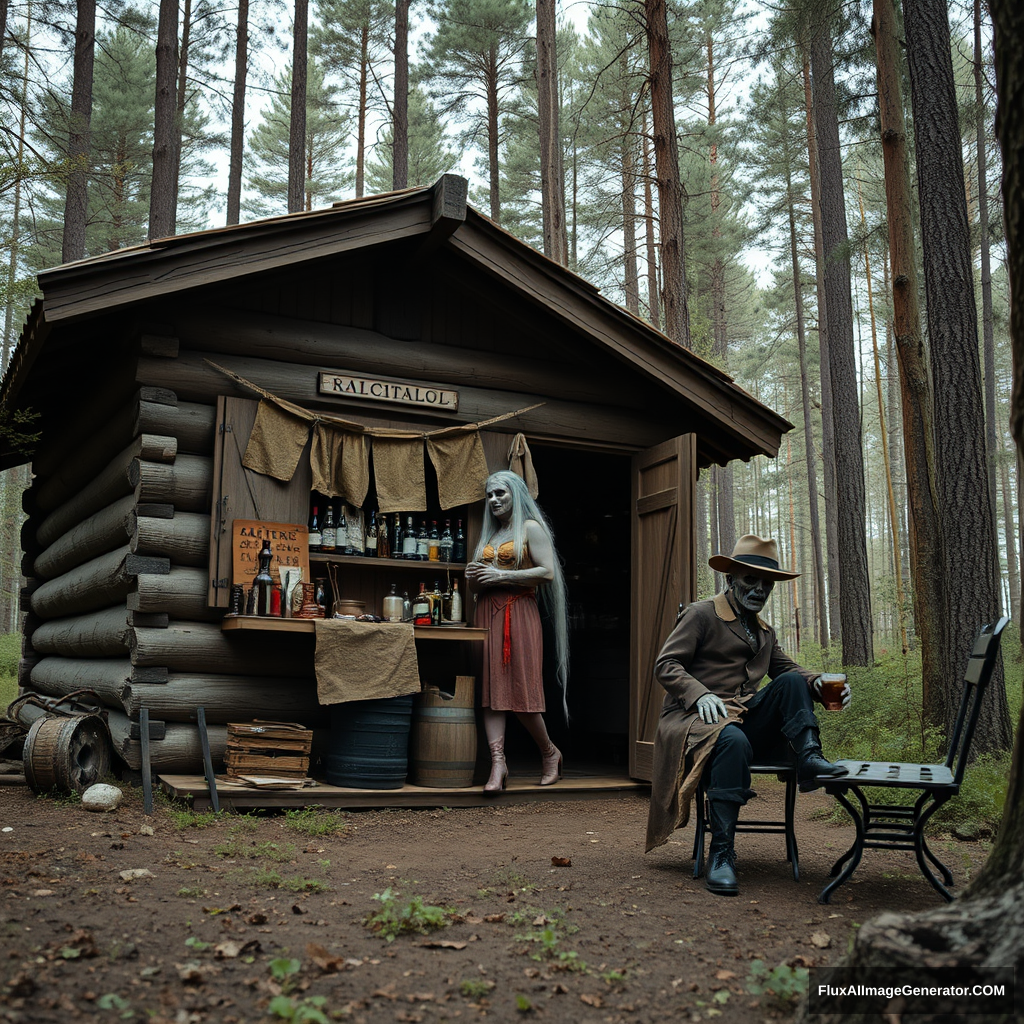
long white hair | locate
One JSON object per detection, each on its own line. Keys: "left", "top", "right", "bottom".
{"left": 474, "top": 470, "right": 570, "bottom": 720}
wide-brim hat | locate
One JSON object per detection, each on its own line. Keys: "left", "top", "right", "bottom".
{"left": 708, "top": 535, "right": 800, "bottom": 581}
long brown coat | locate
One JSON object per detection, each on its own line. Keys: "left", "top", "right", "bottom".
{"left": 644, "top": 593, "right": 817, "bottom": 853}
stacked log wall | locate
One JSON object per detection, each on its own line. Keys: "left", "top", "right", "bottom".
{"left": 20, "top": 340, "right": 327, "bottom": 774}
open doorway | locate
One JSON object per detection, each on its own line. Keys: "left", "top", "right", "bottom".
{"left": 500, "top": 443, "right": 633, "bottom": 771}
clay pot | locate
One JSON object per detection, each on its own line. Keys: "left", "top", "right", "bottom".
{"left": 333, "top": 598, "right": 365, "bottom": 617}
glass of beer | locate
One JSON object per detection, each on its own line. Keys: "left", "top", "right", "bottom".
{"left": 818, "top": 673, "right": 848, "bottom": 711}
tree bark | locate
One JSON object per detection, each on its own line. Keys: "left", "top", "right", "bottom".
{"left": 226, "top": 0, "right": 249, "bottom": 225}
{"left": 873, "top": 0, "right": 945, "bottom": 715}
{"left": 537, "top": 0, "right": 566, "bottom": 264}
{"left": 642, "top": 109, "right": 660, "bottom": 329}
{"left": 392, "top": 0, "right": 409, "bottom": 190}
{"left": 811, "top": 19, "right": 873, "bottom": 665}
{"left": 621, "top": 118, "right": 640, "bottom": 314}
{"left": 644, "top": 0, "right": 689, "bottom": 347}
{"left": 803, "top": 52, "right": 837, "bottom": 647}
{"left": 355, "top": 22, "right": 369, "bottom": 197}
{"left": 1000, "top": 458, "right": 1020, "bottom": 622}
{"left": 150, "top": 0, "right": 179, "bottom": 239}
{"left": 288, "top": 0, "right": 309, "bottom": 214}
{"left": 169, "top": 0, "right": 191, "bottom": 225}
{"left": 62, "top": 0, "right": 96, "bottom": 262}
{"left": 904, "top": 0, "right": 1011, "bottom": 753}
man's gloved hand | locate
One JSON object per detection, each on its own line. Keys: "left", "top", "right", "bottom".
{"left": 695, "top": 693, "right": 729, "bottom": 725}
{"left": 812, "top": 677, "right": 852, "bottom": 708}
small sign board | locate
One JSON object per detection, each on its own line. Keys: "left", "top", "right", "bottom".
{"left": 231, "top": 519, "right": 310, "bottom": 587}
{"left": 318, "top": 370, "right": 459, "bottom": 411}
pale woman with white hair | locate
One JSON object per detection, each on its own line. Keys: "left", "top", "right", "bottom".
{"left": 465, "top": 470, "right": 569, "bottom": 794}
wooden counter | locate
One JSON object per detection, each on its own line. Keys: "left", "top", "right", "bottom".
{"left": 221, "top": 615, "right": 487, "bottom": 641}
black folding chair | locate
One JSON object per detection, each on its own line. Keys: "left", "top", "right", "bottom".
{"left": 692, "top": 762, "right": 800, "bottom": 881}
{"left": 816, "top": 616, "right": 1010, "bottom": 904}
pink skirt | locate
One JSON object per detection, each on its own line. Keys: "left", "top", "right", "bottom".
{"left": 479, "top": 588, "right": 545, "bottom": 713}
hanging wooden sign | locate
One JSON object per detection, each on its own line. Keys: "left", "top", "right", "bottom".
{"left": 231, "top": 519, "right": 310, "bottom": 587}
{"left": 318, "top": 370, "right": 459, "bottom": 411}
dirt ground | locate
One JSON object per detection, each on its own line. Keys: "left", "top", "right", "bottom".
{"left": 0, "top": 778, "right": 992, "bottom": 1024}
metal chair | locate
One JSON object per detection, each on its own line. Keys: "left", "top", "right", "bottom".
{"left": 692, "top": 762, "right": 800, "bottom": 881}
{"left": 817, "top": 616, "right": 1010, "bottom": 904}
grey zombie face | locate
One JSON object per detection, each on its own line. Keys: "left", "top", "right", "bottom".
{"left": 727, "top": 572, "right": 775, "bottom": 615}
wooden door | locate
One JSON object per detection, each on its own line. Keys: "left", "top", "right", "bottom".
{"left": 208, "top": 397, "right": 313, "bottom": 607}
{"left": 629, "top": 434, "right": 696, "bottom": 780}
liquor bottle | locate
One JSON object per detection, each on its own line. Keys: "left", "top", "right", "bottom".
{"left": 452, "top": 519, "right": 466, "bottom": 563}
{"left": 338, "top": 506, "right": 351, "bottom": 555}
{"left": 450, "top": 579, "right": 463, "bottom": 622}
{"left": 439, "top": 520, "right": 453, "bottom": 563}
{"left": 431, "top": 581, "right": 443, "bottom": 624}
{"left": 308, "top": 505, "right": 322, "bottom": 552}
{"left": 376, "top": 512, "right": 391, "bottom": 559}
{"left": 402, "top": 591, "right": 411, "bottom": 621}
{"left": 428, "top": 521, "right": 440, "bottom": 561}
{"left": 254, "top": 540, "right": 274, "bottom": 616}
{"left": 402, "top": 515, "right": 418, "bottom": 558}
{"left": 392, "top": 513, "right": 403, "bottom": 558}
{"left": 382, "top": 583, "right": 403, "bottom": 621}
{"left": 364, "top": 510, "right": 378, "bottom": 556}
{"left": 346, "top": 505, "right": 363, "bottom": 556}
{"left": 416, "top": 520, "right": 429, "bottom": 560}
{"left": 412, "top": 583, "right": 431, "bottom": 625}
{"left": 321, "top": 504, "right": 337, "bottom": 552}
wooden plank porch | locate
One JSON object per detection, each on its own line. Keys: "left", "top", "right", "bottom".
{"left": 160, "top": 763, "right": 648, "bottom": 811}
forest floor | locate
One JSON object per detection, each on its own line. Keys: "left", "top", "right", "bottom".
{"left": 0, "top": 778, "right": 993, "bottom": 1024}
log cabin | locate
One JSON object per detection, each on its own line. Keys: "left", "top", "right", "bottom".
{"left": 0, "top": 175, "right": 793, "bottom": 805}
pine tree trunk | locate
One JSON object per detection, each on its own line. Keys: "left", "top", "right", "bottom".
{"left": 487, "top": 45, "right": 500, "bottom": 223}
{"left": 226, "top": 0, "right": 249, "bottom": 225}
{"left": 288, "top": 0, "right": 308, "bottom": 214}
{"left": 621, "top": 106, "right": 640, "bottom": 314}
{"left": 803, "top": 52, "right": 838, "bottom": 647}
{"left": 3, "top": 6, "right": 29, "bottom": 374}
{"left": 150, "top": 0, "right": 178, "bottom": 239}
{"left": 0, "top": 0, "right": 9, "bottom": 56}
{"left": 873, "top": 0, "right": 945, "bottom": 711}
{"left": 786, "top": 155, "right": 828, "bottom": 651}
{"left": 644, "top": 0, "right": 689, "bottom": 347}
{"left": 904, "top": 0, "right": 1011, "bottom": 753}
{"left": 355, "top": 24, "right": 369, "bottom": 198}
{"left": 976, "top": 0, "right": 1000, "bottom": 604}
{"left": 393, "top": 0, "right": 409, "bottom": 190}
{"left": 169, "top": 0, "right": 191, "bottom": 228}
{"left": 1000, "top": 458, "right": 1020, "bottom": 622}
{"left": 811, "top": 19, "right": 873, "bottom": 666}
{"left": 62, "top": 0, "right": 95, "bottom": 262}
{"left": 642, "top": 111, "right": 660, "bottom": 329}
{"left": 537, "top": 0, "right": 566, "bottom": 264}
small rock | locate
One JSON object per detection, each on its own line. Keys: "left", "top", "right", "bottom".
{"left": 810, "top": 931, "right": 831, "bottom": 949}
{"left": 138, "top": 825, "right": 155, "bottom": 836}
{"left": 119, "top": 868, "right": 154, "bottom": 882}
{"left": 82, "top": 784, "right": 123, "bottom": 812}
{"left": 2, "top": 826, "right": 13, "bottom": 833}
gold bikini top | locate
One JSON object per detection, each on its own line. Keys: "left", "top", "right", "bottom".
{"left": 481, "top": 540, "right": 533, "bottom": 569}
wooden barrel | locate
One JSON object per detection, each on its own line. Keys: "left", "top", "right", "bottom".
{"left": 324, "top": 695, "right": 414, "bottom": 790}
{"left": 409, "top": 677, "right": 477, "bottom": 789}
{"left": 23, "top": 714, "right": 111, "bottom": 794}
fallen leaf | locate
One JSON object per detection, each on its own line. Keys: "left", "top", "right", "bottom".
{"left": 32, "top": 889, "right": 55, "bottom": 897}
{"left": 372, "top": 985, "right": 398, "bottom": 1000}
{"left": 407, "top": 992, "right": 435, "bottom": 1002}
{"left": 810, "top": 931, "right": 831, "bottom": 949}
{"left": 532, "top": 915, "right": 547, "bottom": 926}
{"left": 464, "top": 914, "right": 485, "bottom": 924}
{"left": 306, "top": 942, "right": 346, "bottom": 972}
{"left": 551, "top": 857, "right": 571, "bottom": 867}
{"left": 483, "top": 913, "right": 505, "bottom": 923}
{"left": 580, "top": 993, "right": 604, "bottom": 1007}
{"left": 714, "top": 970, "right": 738, "bottom": 981}
{"left": 417, "top": 940, "right": 466, "bottom": 950}
{"left": 175, "top": 962, "right": 205, "bottom": 983}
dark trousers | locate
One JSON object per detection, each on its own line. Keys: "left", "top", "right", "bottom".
{"left": 704, "top": 671, "right": 819, "bottom": 806}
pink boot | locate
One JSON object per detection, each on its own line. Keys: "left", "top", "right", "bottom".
{"left": 539, "top": 743, "right": 562, "bottom": 786}
{"left": 484, "top": 739, "right": 507, "bottom": 795}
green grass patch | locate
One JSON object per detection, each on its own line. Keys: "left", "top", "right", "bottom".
{"left": 234, "top": 867, "right": 328, "bottom": 892}
{"left": 282, "top": 806, "right": 348, "bottom": 838}
{"left": 214, "top": 838, "right": 296, "bottom": 862}
{"left": 364, "top": 885, "right": 454, "bottom": 942}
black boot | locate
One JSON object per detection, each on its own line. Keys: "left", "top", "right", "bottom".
{"left": 792, "top": 728, "right": 849, "bottom": 792}
{"left": 705, "top": 800, "right": 740, "bottom": 897}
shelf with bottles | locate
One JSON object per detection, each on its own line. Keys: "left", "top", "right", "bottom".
{"left": 309, "top": 552, "right": 466, "bottom": 571}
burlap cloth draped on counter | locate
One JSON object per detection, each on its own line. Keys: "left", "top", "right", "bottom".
{"left": 313, "top": 619, "right": 421, "bottom": 704}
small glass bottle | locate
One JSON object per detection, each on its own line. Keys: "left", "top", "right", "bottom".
{"left": 401, "top": 515, "right": 418, "bottom": 558}
{"left": 308, "top": 504, "right": 322, "bottom": 552}
{"left": 439, "top": 519, "right": 453, "bottom": 563}
{"left": 412, "top": 583, "right": 431, "bottom": 625}
{"left": 431, "top": 581, "right": 443, "bottom": 624}
{"left": 338, "top": 505, "right": 351, "bottom": 555}
{"left": 253, "top": 540, "right": 274, "bottom": 616}
{"left": 321, "top": 504, "right": 337, "bottom": 552}
{"left": 382, "top": 583, "right": 403, "bottom": 621}
{"left": 450, "top": 579, "right": 463, "bottom": 622}
{"left": 452, "top": 519, "right": 467, "bottom": 563}
{"left": 428, "top": 521, "right": 440, "bottom": 561}
{"left": 376, "top": 512, "right": 391, "bottom": 559}
{"left": 392, "top": 513, "right": 403, "bottom": 558}
{"left": 364, "top": 510, "right": 379, "bottom": 556}
{"left": 402, "top": 590, "right": 411, "bottom": 621}
{"left": 416, "top": 520, "right": 429, "bottom": 560}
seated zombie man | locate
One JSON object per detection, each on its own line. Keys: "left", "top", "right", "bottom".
{"left": 644, "top": 536, "right": 850, "bottom": 896}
